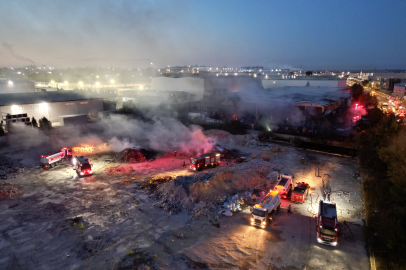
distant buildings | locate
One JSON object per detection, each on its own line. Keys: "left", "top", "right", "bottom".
{"left": 369, "top": 72, "right": 406, "bottom": 93}
{"left": 0, "top": 78, "right": 35, "bottom": 94}
{"left": 151, "top": 77, "right": 205, "bottom": 101}
{"left": 393, "top": 83, "right": 406, "bottom": 97}
{"left": 262, "top": 77, "right": 347, "bottom": 89}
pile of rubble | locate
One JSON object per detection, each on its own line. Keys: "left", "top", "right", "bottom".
{"left": 0, "top": 156, "right": 26, "bottom": 180}
{"left": 0, "top": 181, "right": 22, "bottom": 200}
{"left": 115, "top": 148, "right": 147, "bottom": 163}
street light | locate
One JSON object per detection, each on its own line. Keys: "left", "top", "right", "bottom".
{"left": 110, "top": 80, "right": 114, "bottom": 83}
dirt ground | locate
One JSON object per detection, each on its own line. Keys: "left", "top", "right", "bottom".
{"left": 0, "top": 142, "right": 369, "bottom": 270}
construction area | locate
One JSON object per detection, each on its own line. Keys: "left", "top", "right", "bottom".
{"left": 0, "top": 128, "right": 369, "bottom": 270}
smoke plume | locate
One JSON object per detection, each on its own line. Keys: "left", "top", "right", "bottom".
{"left": 2, "top": 42, "right": 35, "bottom": 65}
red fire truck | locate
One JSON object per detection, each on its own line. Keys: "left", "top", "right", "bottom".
{"left": 190, "top": 153, "right": 220, "bottom": 171}
{"left": 291, "top": 182, "right": 310, "bottom": 203}
{"left": 40, "top": 147, "right": 72, "bottom": 168}
{"left": 316, "top": 200, "right": 338, "bottom": 246}
{"left": 73, "top": 156, "right": 93, "bottom": 176}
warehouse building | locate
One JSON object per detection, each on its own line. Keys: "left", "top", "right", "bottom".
{"left": 0, "top": 91, "right": 103, "bottom": 124}
{"left": 262, "top": 77, "right": 347, "bottom": 89}
{"left": 151, "top": 77, "right": 204, "bottom": 101}
{"left": 239, "top": 86, "right": 351, "bottom": 115}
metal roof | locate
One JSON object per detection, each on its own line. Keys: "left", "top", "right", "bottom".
{"left": 0, "top": 91, "right": 102, "bottom": 106}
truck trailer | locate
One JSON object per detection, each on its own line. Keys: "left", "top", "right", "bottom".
{"left": 40, "top": 147, "right": 72, "bottom": 168}
{"left": 273, "top": 174, "right": 293, "bottom": 199}
{"left": 316, "top": 200, "right": 338, "bottom": 246}
{"left": 250, "top": 190, "right": 281, "bottom": 229}
{"left": 190, "top": 152, "right": 220, "bottom": 171}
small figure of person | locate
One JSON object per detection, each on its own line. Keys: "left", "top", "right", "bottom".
{"left": 323, "top": 191, "right": 327, "bottom": 201}
{"left": 174, "top": 151, "right": 177, "bottom": 157}
{"left": 252, "top": 193, "right": 256, "bottom": 203}
{"left": 327, "top": 192, "right": 331, "bottom": 202}
{"left": 182, "top": 161, "right": 186, "bottom": 168}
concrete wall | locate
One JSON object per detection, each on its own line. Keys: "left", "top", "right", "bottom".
{"left": 0, "top": 99, "right": 103, "bottom": 123}
{"left": 262, "top": 79, "right": 346, "bottom": 89}
{"left": 151, "top": 77, "right": 204, "bottom": 100}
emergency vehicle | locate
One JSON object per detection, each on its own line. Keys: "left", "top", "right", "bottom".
{"left": 316, "top": 200, "right": 338, "bottom": 246}
{"left": 190, "top": 153, "right": 220, "bottom": 171}
{"left": 251, "top": 190, "right": 281, "bottom": 228}
{"left": 73, "top": 156, "right": 93, "bottom": 176}
{"left": 40, "top": 147, "right": 72, "bottom": 168}
{"left": 273, "top": 174, "right": 293, "bottom": 199}
{"left": 291, "top": 182, "right": 310, "bottom": 203}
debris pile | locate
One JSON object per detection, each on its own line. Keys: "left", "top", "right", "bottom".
{"left": 189, "top": 169, "right": 271, "bottom": 203}
{"left": 0, "top": 156, "right": 26, "bottom": 180}
{"left": 0, "top": 181, "right": 22, "bottom": 200}
{"left": 174, "top": 173, "right": 214, "bottom": 191}
{"left": 115, "top": 148, "right": 147, "bottom": 163}
{"left": 140, "top": 176, "right": 172, "bottom": 193}
{"left": 154, "top": 181, "right": 192, "bottom": 213}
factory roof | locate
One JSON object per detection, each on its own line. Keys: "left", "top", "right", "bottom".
{"left": 239, "top": 86, "right": 350, "bottom": 107}
{"left": 0, "top": 91, "right": 102, "bottom": 106}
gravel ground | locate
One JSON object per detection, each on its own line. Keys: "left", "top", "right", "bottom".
{"left": 0, "top": 141, "right": 369, "bottom": 270}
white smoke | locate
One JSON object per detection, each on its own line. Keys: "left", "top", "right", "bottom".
{"left": 108, "top": 137, "right": 136, "bottom": 152}
{"left": 3, "top": 115, "right": 216, "bottom": 156}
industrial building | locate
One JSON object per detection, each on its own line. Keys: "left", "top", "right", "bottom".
{"left": 369, "top": 72, "right": 406, "bottom": 93}
{"left": 151, "top": 77, "right": 204, "bottom": 101}
{"left": 0, "top": 78, "right": 35, "bottom": 93}
{"left": 0, "top": 91, "right": 103, "bottom": 124}
{"left": 239, "top": 86, "right": 351, "bottom": 115}
{"left": 262, "top": 77, "right": 347, "bottom": 89}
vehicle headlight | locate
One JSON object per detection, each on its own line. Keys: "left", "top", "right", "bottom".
{"left": 80, "top": 172, "right": 84, "bottom": 175}
{"left": 331, "top": 241, "right": 337, "bottom": 246}
{"left": 251, "top": 218, "right": 254, "bottom": 221}
{"left": 262, "top": 221, "right": 266, "bottom": 225}
{"left": 317, "top": 238, "right": 323, "bottom": 243}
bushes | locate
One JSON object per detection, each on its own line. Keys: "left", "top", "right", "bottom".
{"left": 38, "top": 117, "right": 52, "bottom": 130}
{"left": 357, "top": 114, "right": 406, "bottom": 268}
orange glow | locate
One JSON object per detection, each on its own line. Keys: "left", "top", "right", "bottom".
{"left": 72, "top": 143, "right": 109, "bottom": 155}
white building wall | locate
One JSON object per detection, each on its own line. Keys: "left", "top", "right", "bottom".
{"left": 151, "top": 77, "right": 204, "bottom": 101}
{"left": 262, "top": 79, "right": 346, "bottom": 89}
{"left": 0, "top": 99, "right": 103, "bottom": 123}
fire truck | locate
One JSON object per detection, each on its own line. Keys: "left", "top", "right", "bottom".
{"left": 250, "top": 190, "right": 281, "bottom": 228}
{"left": 190, "top": 153, "right": 220, "bottom": 171}
{"left": 73, "top": 156, "right": 93, "bottom": 176}
{"left": 291, "top": 182, "right": 310, "bottom": 203}
{"left": 316, "top": 200, "right": 338, "bottom": 246}
{"left": 273, "top": 174, "right": 293, "bottom": 199}
{"left": 40, "top": 147, "right": 72, "bottom": 168}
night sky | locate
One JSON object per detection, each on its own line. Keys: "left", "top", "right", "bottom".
{"left": 1, "top": 0, "right": 405, "bottom": 69}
